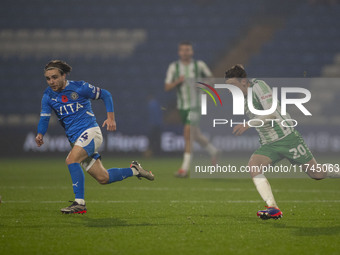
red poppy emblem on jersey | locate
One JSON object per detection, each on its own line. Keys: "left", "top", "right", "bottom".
{"left": 61, "top": 95, "right": 68, "bottom": 103}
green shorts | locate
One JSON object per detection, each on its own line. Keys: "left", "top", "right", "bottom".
{"left": 253, "top": 130, "right": 314, "bottom": 165}
{"left": 179, "top": 108, "right": 200, "bottom": 125}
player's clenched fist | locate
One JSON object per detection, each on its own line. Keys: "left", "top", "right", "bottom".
{"left": 35, "top": 133, "right": 44, "bottom": 147}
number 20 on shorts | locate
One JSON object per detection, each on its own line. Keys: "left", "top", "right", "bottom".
{"left": 289, "top": 144, "right": 307, "bottom": 159}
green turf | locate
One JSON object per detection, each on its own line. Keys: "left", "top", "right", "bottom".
{"left": 0, "top": 157, "right": 339, "bottom": 255}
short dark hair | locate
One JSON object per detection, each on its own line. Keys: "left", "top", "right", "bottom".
{"left": 225, "top": 64, "right": 247, "bottom": 79}
{"left": 44, "top": 60, "right": 72, "bottom": 75}
{"left": 178, "top": 40, "right": 193, "bottom": 47}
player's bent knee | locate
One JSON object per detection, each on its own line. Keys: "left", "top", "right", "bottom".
{"left": 66, "top": 154, "right": 85, "bottom": 165}
{"left": 65, "top": 157, "right": 73, "bottom": 165}
{"left": 250, "top": 171, "right": 261, "bottom": 178}
{"left": 96, "top": 173, "right": 109, "bottom": 185}
{"left": 308, "top": 172, "right": 325, "bottom": 180}
{"left": 97, "top": 178, "right": 108, "bottom": 185}
{"left": 311, "top": 176, "right": 324, "bottom": 181}
{"left": 65, "top": 157, "right": 79, "bottom": 165}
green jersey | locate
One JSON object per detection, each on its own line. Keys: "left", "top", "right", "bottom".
{"left": 165, "top": 60, "right": 212, "bottom": 110}
{"left": 246, "top": 79, "right": 294, "bottom": 145}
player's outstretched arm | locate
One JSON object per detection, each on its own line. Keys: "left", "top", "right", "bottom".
{"left": 36, "top": 116, "right": 50, "bottom": 147}
{"left": 99, "top": 89, "right": 116, "bottom": 131}
{"left": 36, "top": 93, "right": 51, "bottom": 147}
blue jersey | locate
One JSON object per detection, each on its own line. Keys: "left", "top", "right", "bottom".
{"left": 40, "top": 80, "right": 102, "bottom": 143}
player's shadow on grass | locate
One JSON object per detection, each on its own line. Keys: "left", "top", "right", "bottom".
{"left": 273, "top": 223, "right": 340, "bottom": 236}
{"left": 82, "top": 217, "right": 152, "bottom": 228}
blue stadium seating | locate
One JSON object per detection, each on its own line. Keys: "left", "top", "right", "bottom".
{"left": 1, "top": 0, "right": 339, "bottom": 132}
{"left": 0, "top": 0, "right": 260, "bottom": 134}
{"left": 246, "top": 2, "right": 340, "bottom": 77}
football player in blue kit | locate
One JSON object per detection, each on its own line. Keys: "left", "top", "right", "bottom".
{"left": 35, "top": 60, "right": 154, "bottom": 214}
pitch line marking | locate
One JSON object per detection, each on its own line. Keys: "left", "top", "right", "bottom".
{"left": 1, "top": 186, "right": 340, "bottom": 194}
{"left": 2, "top": 200, "right": 340, "bottom": 204}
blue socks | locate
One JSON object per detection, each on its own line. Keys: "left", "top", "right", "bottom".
{"left": 68, "top": 163, "right": 85, "bottom": 199}
{"left": 67, "top": 164, "right": 133, "bottom": 199}
{"left": 107, "top": 168, "right": 133, "bottom": 183}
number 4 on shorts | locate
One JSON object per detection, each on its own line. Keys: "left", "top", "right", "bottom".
{"left": 81, "top": 132, "right": 88, "bottom": 141}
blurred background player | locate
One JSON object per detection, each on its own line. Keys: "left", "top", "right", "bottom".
{"left": 225, "top": 65, "right": 340, "bottom": 220}
{"left": 36, "top": 60, "right": 154, "bottom": 214}
{"left": 164, "top": 41, "right": 218, "bottom": 177}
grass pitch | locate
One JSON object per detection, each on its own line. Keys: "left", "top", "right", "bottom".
{"left": 0, "top": 156, "right": 339, "bottom": 255}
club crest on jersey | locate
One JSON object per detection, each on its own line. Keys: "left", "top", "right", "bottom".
{"left": 61, "top": 95, "right": 68, "bottom": 103}
{"left": 71, "top": 92, "right": 79, "bottom": 100}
